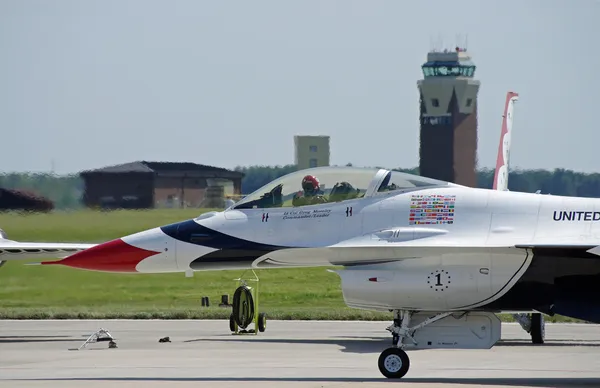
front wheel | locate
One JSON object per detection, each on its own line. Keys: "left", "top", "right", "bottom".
{"left": 378, "top": 347, "right": 410, "bottom": 379}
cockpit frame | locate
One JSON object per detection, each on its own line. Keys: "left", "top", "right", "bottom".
{"left": 231, "top": 166, "right": 449, "bottom": 210}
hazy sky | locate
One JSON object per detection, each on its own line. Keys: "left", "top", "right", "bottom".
{"left": 1, "top": 0, "right": 598, "bottom": 175}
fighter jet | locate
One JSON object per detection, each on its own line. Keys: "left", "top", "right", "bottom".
{"left": 30, "top": 159, "right": 600, "bottom": 378}
{"left": 5, "top": 91, "right": 595, "bottom": 379}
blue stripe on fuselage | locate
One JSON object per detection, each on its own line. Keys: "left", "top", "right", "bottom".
{"left": 160, "top": 219, "right": 287, "bottom": 250}
{"left": 160, "top": 219, "right": 289, "bottom": 268}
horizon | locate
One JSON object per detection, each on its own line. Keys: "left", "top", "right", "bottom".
{"left": 2, "top": 163, "right": 597, "bottom": 178}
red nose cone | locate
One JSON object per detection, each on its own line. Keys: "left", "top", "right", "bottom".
{"left": 42, "top": 239, "right": 160, "bottom": 272}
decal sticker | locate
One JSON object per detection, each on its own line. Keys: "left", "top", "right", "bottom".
{"left": 346, "top": 206, "right": 353, "bottom": 217}
{"left": 553, "top": 211, "right": 600, "bottom": 221}
{"left": 283, "top": 209, "right": 331, "bottom": 220}
{"left": 262, "top": 213, "right": 269, "bottom": 222}
{"left": 409, "top": 194, "right": 455, "bottom": 225}
{"left": 427, "top": 269, "right": 450, "bottom": 292}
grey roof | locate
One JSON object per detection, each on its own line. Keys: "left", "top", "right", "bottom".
{"left": 80, "top": 161, "right": 244, "bottom": 178}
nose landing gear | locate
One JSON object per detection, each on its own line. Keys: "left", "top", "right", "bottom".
{"left": 379, "top": 310, "right": 458, "bottom": 379}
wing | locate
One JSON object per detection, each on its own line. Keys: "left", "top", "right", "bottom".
{"left": 0, "top": 239, "right": 96, "bottom": 261}
{"left": 252, "top": 245, "right": 516, "bottom": 268}
{"left": 254, "top": 243, "right": 600, "bottom": 268}
{"left": 251, "top": 228, "right": 519, "bottom": 268}
{"left": 251, "top": 227, "right": 600, "bottom": 269}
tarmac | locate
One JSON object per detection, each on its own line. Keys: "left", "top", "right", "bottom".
{"left": 1, "top": 320, "right": 600, "bottom": 388}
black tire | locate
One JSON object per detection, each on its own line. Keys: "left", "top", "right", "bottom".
{"left": 232, "top": 285, "right": 255, "bottom": 329}
{"left": 258, "top": 312, "right": 267, "bottom": 332}
{"left": 530, "top": 313, "right": 545, "bottom": 344}
{"left": 378, "top": 347, "right": 410, "bottom": 379}
{"left": 229, "top": 313, "right": 237, "bottom": 332}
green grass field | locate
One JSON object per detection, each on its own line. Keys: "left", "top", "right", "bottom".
{"left": 0, "top": 209, "right": 581, "bottom": 322}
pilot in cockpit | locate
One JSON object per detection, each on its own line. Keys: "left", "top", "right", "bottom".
{"left": 292, "top": 175, "right": 327, "bottom": 206}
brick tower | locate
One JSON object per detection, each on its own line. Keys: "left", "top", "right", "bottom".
{"left": 417, "top": 47, "right": 480, "bottom": 187}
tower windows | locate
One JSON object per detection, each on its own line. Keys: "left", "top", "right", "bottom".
{"left": 431, "top": 98, "right": 440, "bottom": 107}
{"left": 421, "top": 116, "right": 451, "bottom": 126}
{"left": 421, "top": 65, "right": 476, "bottom": 78}
{"left": 466, "top": 98, "right": 472, "bottom": 107}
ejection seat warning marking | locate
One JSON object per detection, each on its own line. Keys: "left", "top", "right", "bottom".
{"left": 262, "top": 213, "right": 269, "bottom": 222}
{"left": 427, "top": 270, "right": 450, "bottom": 292}
{"left": 409, "top": 194, "right": 455, "bottom": 225}
{"left": 346, "top": 207, "right": 353, "bottom": 217}
{"left": 283, "top": 209, "right": 331, "bottom": 220}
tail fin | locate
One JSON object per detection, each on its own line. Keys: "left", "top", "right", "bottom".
{"left": 492, "top": 92, "right": 519, "bottom": 191}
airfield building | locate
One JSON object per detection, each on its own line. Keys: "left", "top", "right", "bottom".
{"left": 417, "top": 47, "right": 480, "bottom": 187}
{"left": 294, "top": 135, "right": 330, "bottom": 170}
{"left": 0, "top": 188, "right": 54, "bottom": 212}
{"left": 80, "top": 161, "right": 244, "bottom": 209}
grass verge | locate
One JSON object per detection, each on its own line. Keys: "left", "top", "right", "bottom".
{"left": 0, "top": 307, "right": 586, "bottom": 323}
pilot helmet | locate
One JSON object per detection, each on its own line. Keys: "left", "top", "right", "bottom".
{"left": 302, "top": 175, "right": 320, "bottom": 194}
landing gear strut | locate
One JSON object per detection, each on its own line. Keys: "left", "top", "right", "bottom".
{"left": 378, "top": 310, "right": 453, "bottom": 379}
{"left": 513, "top": 312, "right": 545, "bottom": 344}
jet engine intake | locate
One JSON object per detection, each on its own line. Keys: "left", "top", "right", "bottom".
{"left": 330, "top": 251, "right": 530, "bottom": 311}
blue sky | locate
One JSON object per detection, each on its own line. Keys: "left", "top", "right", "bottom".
{"left": 1, "top": 0, "right": 598, "bottom": 175}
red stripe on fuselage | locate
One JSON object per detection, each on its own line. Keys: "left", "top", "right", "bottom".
{"left": 42, "top": 238, "right": 159, "bottom": 272}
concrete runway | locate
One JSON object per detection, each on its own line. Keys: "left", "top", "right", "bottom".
{"left": 1, "top": 320, "right": 600, "bottom": 388}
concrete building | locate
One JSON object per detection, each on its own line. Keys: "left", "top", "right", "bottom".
{"left": 80, "top": 161, "right": 244, "bottom": 209}
{"left": 417, "top": 47, "right": 480, "bottom": 187}
{"left": 294, "top": 135, "right": 330, "bottom": 170}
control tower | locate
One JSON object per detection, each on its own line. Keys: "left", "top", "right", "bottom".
{"left": 417, "top": 47, "right": 480, "bottom": 187}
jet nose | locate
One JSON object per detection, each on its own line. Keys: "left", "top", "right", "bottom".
{"left": 42, "top": 238, "right": 161, "bottom": 273}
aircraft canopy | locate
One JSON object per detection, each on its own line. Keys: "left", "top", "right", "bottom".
{"left": 232, "top": 166, "right": 448, "bottom": 210}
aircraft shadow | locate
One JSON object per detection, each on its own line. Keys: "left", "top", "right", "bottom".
{"left": 184, "top": 336, "right": 391, "bottom": 354}
{"left": 10, "top": 377, "right": 600, "bottom": 386}
{"left": 0, "top": 335, "right": 82, "bottom": 344}
{"left": 496, "top": 339, "right": 600, "bottom": 347}
{"left": 182, "top": 335, "right": 600, "bottom": 354}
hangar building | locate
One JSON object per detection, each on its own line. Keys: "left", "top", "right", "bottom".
{"left": 80, "top": 161, "right": 244, "bottom": 209}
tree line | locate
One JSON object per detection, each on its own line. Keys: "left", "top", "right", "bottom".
{"left": 2, "top": 165, "right": 600, "bottom": 210}
{"left": 233, "top": 164, "right": 600, "bottom": 199}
